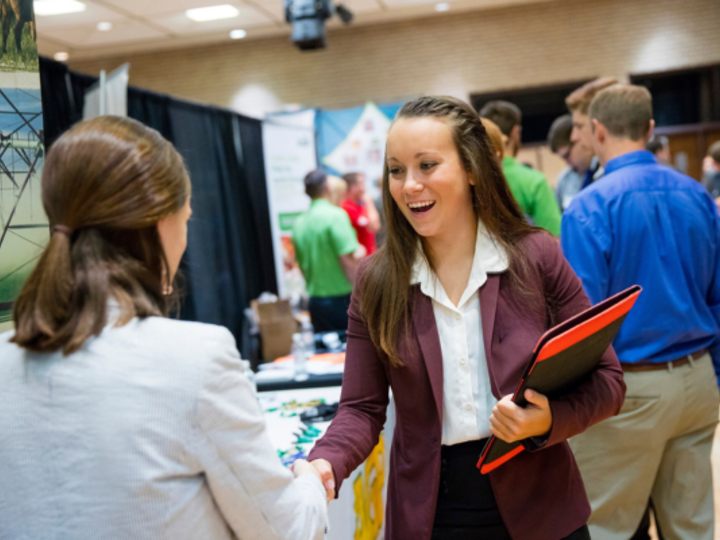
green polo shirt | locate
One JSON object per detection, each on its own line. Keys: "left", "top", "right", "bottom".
{"left": 502, "top": 156, "right": 562, "bottom": 236}
{"left": 292, "top": 199, "right": 359, "bottom": 298}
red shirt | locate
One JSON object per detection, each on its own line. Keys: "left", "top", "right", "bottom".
{"left": 341, "top": 199, "right": 376, "bottom": 255}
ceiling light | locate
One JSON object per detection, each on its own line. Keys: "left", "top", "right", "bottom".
{"left": 97, "top": 22, "right": 113, "bottom": 31}
{"left": 34, "top": 0, "right": 86, "bottom": 16}
{"left": 54, "top": 52, "right": 70, "bottom": 62}
{"left": 435, "top": 2, "right": 450, "bottom": 11}
{"left": 230, "top": 29, "right": 247, "bottom": 39}
{"left": 186, "top": 5, "right": 240, "bottom": 22}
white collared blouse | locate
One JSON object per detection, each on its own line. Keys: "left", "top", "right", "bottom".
{"left": 411, "top": 221, "right": 509, "bottom": 446}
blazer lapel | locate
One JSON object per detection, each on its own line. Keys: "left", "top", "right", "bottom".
{"left": 412, "top": 287, "right": 444, "bottom": 422}
{"left": 480, "top": 274, "right": 502, "bottom": 397}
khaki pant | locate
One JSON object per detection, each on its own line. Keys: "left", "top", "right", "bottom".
{"left": 569, "top": 354, "right": 719, "bottom": 540}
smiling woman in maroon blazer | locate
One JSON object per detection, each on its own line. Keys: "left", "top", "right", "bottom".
{"left": 308, "top": 96, "right": 625, "bottom": 540}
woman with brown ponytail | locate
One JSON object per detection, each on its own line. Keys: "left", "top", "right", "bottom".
{"left": 0, "top": 116, "right": 327, "bottom": 540}
{"left": 307, "top": 96, "right": 626, "bottom": 540}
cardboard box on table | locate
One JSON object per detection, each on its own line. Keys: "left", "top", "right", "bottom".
{"left": 251, "top": 299, "right": 298, "bottom": 361}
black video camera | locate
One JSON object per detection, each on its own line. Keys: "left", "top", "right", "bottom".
{"left": 284, "top": 0, "right": 354, "bottom": 50}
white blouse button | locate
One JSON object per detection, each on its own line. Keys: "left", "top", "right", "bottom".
{"left": 459, "top": 357, "right": 467, "bottom": 365}
{"left": 465, "top": 403, "right": 473, "bottom": 411}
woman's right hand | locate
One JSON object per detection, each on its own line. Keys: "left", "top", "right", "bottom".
{"left": 291, "top": 458, "right": 321, "bottom": 482}
{"left": 310, "top": 459, "right": 336, "bottom": 504}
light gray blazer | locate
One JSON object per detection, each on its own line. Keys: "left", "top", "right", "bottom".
{"left": 0, "top": 315, "right": 327, "bottom": 540}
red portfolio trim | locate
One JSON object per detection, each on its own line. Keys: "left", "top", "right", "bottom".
{"left": 534, "top": 290, "right": 639, "bottom": 362}
{"left": 478, "top": 445, "right": 524, "bottom": 474}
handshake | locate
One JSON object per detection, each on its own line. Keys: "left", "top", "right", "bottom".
{"left": 289, "top": 389, "right": 553, "bottom": 505}
{"left": 292, "top": 459, "right": 337, "bottom": 504}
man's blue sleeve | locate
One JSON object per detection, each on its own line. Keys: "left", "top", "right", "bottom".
{"left": 707, "top": 206, "right": 720, "bottom": 383}
{"left": 560, "top": 206, "right": 612, "bottom": 305}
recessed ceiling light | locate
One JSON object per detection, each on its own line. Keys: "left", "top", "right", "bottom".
{"left": 34, "top": 0, "right": 86, "bottom": 16}
{"left": 435, "top": 2, "right": 450, "bottom": 11}
{"left": 97, "top": 22, "right": 113, "bottom": 31}
{"left": 186, "top": 5, "right": 240, "bottom": 22}
{"left": 54, "top": 52, "right": 70, "bottom": 62}
{"left": 230, "top": 29, "right": 247, "bottom": 39}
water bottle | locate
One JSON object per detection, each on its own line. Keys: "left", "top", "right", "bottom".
{"left": 292, "top": 333, "right": 309, "bottom": 381}
{"left": 300, "top": 315, "right": 316, "bottom": 357}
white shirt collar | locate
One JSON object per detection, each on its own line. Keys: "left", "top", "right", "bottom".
{"left": 410, "top": 220, "right": 508, "bottom": 310}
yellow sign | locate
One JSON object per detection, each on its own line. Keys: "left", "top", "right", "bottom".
{"left": 353, "top": 434, "right": 386, "bottom": 540}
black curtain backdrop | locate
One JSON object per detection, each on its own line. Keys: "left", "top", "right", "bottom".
{"left": 39, "top": 57, "right": 277, "bottom": 350}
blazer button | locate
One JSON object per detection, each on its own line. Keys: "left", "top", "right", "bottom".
{"left": 442, "top": 481, "right": 449, "bottom": 495}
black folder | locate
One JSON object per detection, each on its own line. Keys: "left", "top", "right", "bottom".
{"left": 476, "top": 285, "right": 642, "bottom": 474}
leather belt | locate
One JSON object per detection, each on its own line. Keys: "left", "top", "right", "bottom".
{"left": 621, "top": 348, "right": 709, "bottom": 372}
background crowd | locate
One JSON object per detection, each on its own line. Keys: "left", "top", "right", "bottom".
{"left": 1, "top": 67, "right": 719, "bottom": 540}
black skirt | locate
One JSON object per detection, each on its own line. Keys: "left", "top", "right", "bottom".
{"left": 432, "top": 439, "right": 591, "bottom": 540}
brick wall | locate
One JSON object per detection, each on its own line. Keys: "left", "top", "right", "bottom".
{"left": 68, "top": 0, "right": 720, "bottom": 117}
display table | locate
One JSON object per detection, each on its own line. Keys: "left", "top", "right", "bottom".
{"left": 254, "top": 352, "right": 345, "bottom": 392}
{"left": 256, "top": 372, "right": 344, "bottom": 392}
{"left": 257, "top": 386, "right": 395, "bottom": 540}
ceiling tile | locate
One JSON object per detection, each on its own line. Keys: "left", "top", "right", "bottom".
{"left": 37, "top": 36, "right": 72, "bottom": 56}
{"left": 35, "top": 0, "right": 552, "bottom": 59}
{"left": 35, "top": 2, "right": 126, "bottom": 29}
{"left": 381, "top": 0, "right": 451, "bottom": 7}
{"left": 39, "top": 19, "right": 168, "bottom": 47}
{"left": 152, "top": 3, "right": 274, "bottom": 34}
{"left": 345, "top": 0, "right": 385, "bottom": 13}
{"left": 97, "top": 0, "right": 243, "bottom": 18}
{"left": 243, "top": 0, "right": 284, "bottom": 23}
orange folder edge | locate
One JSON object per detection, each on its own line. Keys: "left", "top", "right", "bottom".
{"left": 476, "top": 287, "right": 642, "bottom": 474}
{"left": 534, "top": 291, "right": 641, "bottom": 363}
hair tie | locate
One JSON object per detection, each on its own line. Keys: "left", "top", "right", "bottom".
{"left": 53, "top": 225, "right": 73, "bottom": 237}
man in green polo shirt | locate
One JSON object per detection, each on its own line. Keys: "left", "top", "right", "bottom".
{"left": 480, "top": 100, "right": 562, "bottom": 236}
{"left": 293, "top": 169, "right": 364, "bottom": 332}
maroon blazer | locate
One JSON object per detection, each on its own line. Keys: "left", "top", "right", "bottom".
{"left": 308, "top": 232, "right": 626, "bottom": 540}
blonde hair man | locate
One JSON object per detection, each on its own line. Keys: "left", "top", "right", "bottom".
{"left": 562, "top": 84, "right": 720, "bottom": 540}
{"left": 326, "top": 175, "right": 347, "bottom": 207}
{"left": 480, "top": 117, "right": 505, "bottom": 165}
{"left": 565, "top": 77, "right": 618, "bottom": 188}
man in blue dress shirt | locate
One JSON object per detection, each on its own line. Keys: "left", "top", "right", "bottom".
{"left": 562, "top": 84, "right": 720, "bottom": 540}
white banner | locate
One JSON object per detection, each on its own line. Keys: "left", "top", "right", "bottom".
{"left": 83, "top": 63, "right": 130, "bottom": 120}
{"left": 262, "top": 110, "right": 317, "bottom": 298}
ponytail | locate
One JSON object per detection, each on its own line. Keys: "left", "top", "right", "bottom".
{"left": 10, "top": 116, "right": 189, "bottom": 355}
{"left": 12, "top": 225, "right": 169, "bottom": 355}
{"left": 12, "top": 227, "right": 75, "bottom": 353}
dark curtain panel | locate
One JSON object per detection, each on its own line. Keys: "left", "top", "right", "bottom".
{"left": 127, "top": 87, "right": 173, "bottom": 139}
{"left": 39, "top": 57, "right": 88, "bottom": 147}
{"left": 38, "top": 57, "right": 277, "bottom": 350}
{"left": 233, "top": 115, "right": 277, "bottom": 296}
{"left": 166, "top": 103, "right": 250, "bottom": 337}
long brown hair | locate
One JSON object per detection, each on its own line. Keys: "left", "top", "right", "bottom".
{"left": 11, "top": 116, "right": 191, "bottom": 355}
{"left": 359, "top": 96, "right": 539, "bottom": 367}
